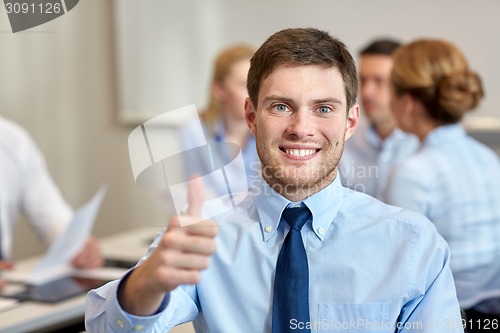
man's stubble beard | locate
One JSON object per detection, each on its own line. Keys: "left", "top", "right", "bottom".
{"left": 256, "top": 135, "right": 346, "bottom": 201}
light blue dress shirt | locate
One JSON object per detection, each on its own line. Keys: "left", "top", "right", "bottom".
{"left": 340, "top": 124, "right": 418, "bottom": 199}
{"left": 179, "top": 118, "right": 260, "bottom": 198}
{"left": 384, "top": 124, "right": 500, "bottom": 311}
{"left": 86, "top": 174, "right": 463, "bottom": 332}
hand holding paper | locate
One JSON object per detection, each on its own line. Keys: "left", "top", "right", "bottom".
{"left": 71, "top": 235, "right": 103, "bottom": 269}
{"left": 25, "top": 186, "right": 107, "bottom": 285}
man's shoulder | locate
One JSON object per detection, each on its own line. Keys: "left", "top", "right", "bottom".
{"left": 0, "top": 117, "right": 39, "bottom": 157}
{"left": 203, "top": 191, "right": 256, "bottom": 222}
{"left": 341, "top": 187, "right": 433, "bottom": 231}
{"left": 0, "top": 117, "right": 32, "bottom": 142}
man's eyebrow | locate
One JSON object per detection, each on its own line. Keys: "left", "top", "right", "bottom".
{"left": 262, "top": 95, "right": 294, "bottom": 104}
{"left": 262, "top": 96, "right": 344, "bottom": 106}
{"left": 312, "top": 98, "right": 344, "bottom": 106}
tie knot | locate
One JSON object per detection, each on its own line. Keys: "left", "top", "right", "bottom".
{"left": 282, "top": 206, "right": 311, "bottom": 231}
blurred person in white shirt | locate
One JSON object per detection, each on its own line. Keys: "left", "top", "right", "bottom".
{"left": 0, "top": 116, "right": 103, "bottom": 288}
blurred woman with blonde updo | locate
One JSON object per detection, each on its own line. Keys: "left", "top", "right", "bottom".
{"left": 384, "top": 39, "right": 500, "bottom": 324}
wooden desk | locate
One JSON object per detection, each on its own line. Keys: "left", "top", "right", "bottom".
{"left": 0, "top": 255, "right": 93, "bottom": 333}
{"left": 99, "top": 226, "right": 162, "bottom": 265}
{"left": 0, "top": 226, "right": 194, "bottom": 333}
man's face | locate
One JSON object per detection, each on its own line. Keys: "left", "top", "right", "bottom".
{"left": 245, "top": 65, "right": 359, "bottom": 199}
{"left": 358, "top": 54, "right": 394, "bottom": 125}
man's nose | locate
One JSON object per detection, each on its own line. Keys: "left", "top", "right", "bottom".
{"left": 285, "top": 110, "right": 314, "bottom": 139}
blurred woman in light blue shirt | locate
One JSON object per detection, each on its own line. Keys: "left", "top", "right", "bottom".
{"left": 385, "top": 39, "right": 500, "bottom": 321}
{"left": 179, "top": 44, "right": 259, "bottom": 199}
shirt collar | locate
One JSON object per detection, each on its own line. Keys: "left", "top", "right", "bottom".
{"left": 254, "top": 173, "right": 344, "bottom": 241}
{"left": 423, "top": 123, "right": 465, "bottom": 147}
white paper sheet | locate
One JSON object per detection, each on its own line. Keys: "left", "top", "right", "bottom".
{"left": 0, "top": 298, "right": 19, "bottom": 312}
{"left": 0, "top": 291, "right": 19, "bottom": 312}
{"left": 25, "top": 186, "right": 107, "bottom": 285}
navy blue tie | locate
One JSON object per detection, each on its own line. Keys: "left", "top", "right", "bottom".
{"left": 272, "top": 206, "right": 311, "bottom": 333}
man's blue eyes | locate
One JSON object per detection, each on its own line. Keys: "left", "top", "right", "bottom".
{"left": 272, "top": 104, "right": 332, "bottom": 113}
{"left": 275, "top": 104, "right": 288, "bottom": 112}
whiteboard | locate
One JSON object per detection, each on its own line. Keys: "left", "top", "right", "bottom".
{"left": 114, "top": 0, "right": 500, "bottom": 129}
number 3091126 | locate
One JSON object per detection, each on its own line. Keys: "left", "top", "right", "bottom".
{"left": 5, "top": 2, "right": 62, "bottom": 14}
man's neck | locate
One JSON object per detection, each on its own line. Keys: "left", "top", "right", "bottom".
{"left": 372, "top": 119, "right": 396, "bottom": 141}
{"left": 265, "top": 170, "right": 337, "bottom": 202}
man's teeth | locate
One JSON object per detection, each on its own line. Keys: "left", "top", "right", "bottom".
{"left": 285, "top": 149, "right": 316, "bottom": 157}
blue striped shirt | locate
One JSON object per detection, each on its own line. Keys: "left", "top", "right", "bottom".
{"left": 384, "top": 124, "right": 500, "bottom": 310}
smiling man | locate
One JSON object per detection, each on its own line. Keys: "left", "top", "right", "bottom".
{"left": 86, "top": 28, "right": 462, "bottom": 333}
{"left": 248, "top": 64, "right": 353, "bottom": 202}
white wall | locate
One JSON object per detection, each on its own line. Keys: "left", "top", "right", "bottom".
{"left": 1, "top": 0, "right": 168, "bottom": 259}
{"left": 1, "top": 0, "right": 499, "bottom": 259}
{"left": 116, "top": 0, "right": 500, "bottom": 124}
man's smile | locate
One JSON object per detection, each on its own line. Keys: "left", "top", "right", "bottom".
{"left": 279, "top": 146, "right": 320, "bottom": 159}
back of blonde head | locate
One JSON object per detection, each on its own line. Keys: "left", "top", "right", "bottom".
{"left": 391, "top": 39, "right": 484, "bottom": 124}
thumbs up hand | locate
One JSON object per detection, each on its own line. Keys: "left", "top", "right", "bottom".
{"left": 118, "top": 177, "right": 219, "bottom": 316}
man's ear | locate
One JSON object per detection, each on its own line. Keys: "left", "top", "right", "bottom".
{"left": 245, "top": 98, "right": 257, "bottom": 136}
{"left": 344, "top": 104, "right": 360, "bottom": 141}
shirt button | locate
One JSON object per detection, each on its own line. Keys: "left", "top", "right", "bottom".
{"left": 134, "top": 325, "right": 144, "bottom": 331}
{"left": 117, "top": 319, "right": 125, "bottom": 328}
{"left": 265, "top": 226, "right": 272, "bottom": 233}
{"left": 318, "top": 227, "right": 325, "bottom": 235}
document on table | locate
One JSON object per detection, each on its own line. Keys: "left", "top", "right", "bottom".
{"left": 0, "top": 284, "right": 24, "bottom": 311}
{"left": 0, "top": 298, "right": 19, "bottom": 312}
{"left": 24, "top": 186, "right": 107, "bottom": 285}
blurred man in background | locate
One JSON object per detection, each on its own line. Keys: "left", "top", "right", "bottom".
{"left": 339, "top": 39, "right": 418, "bottom": 198}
